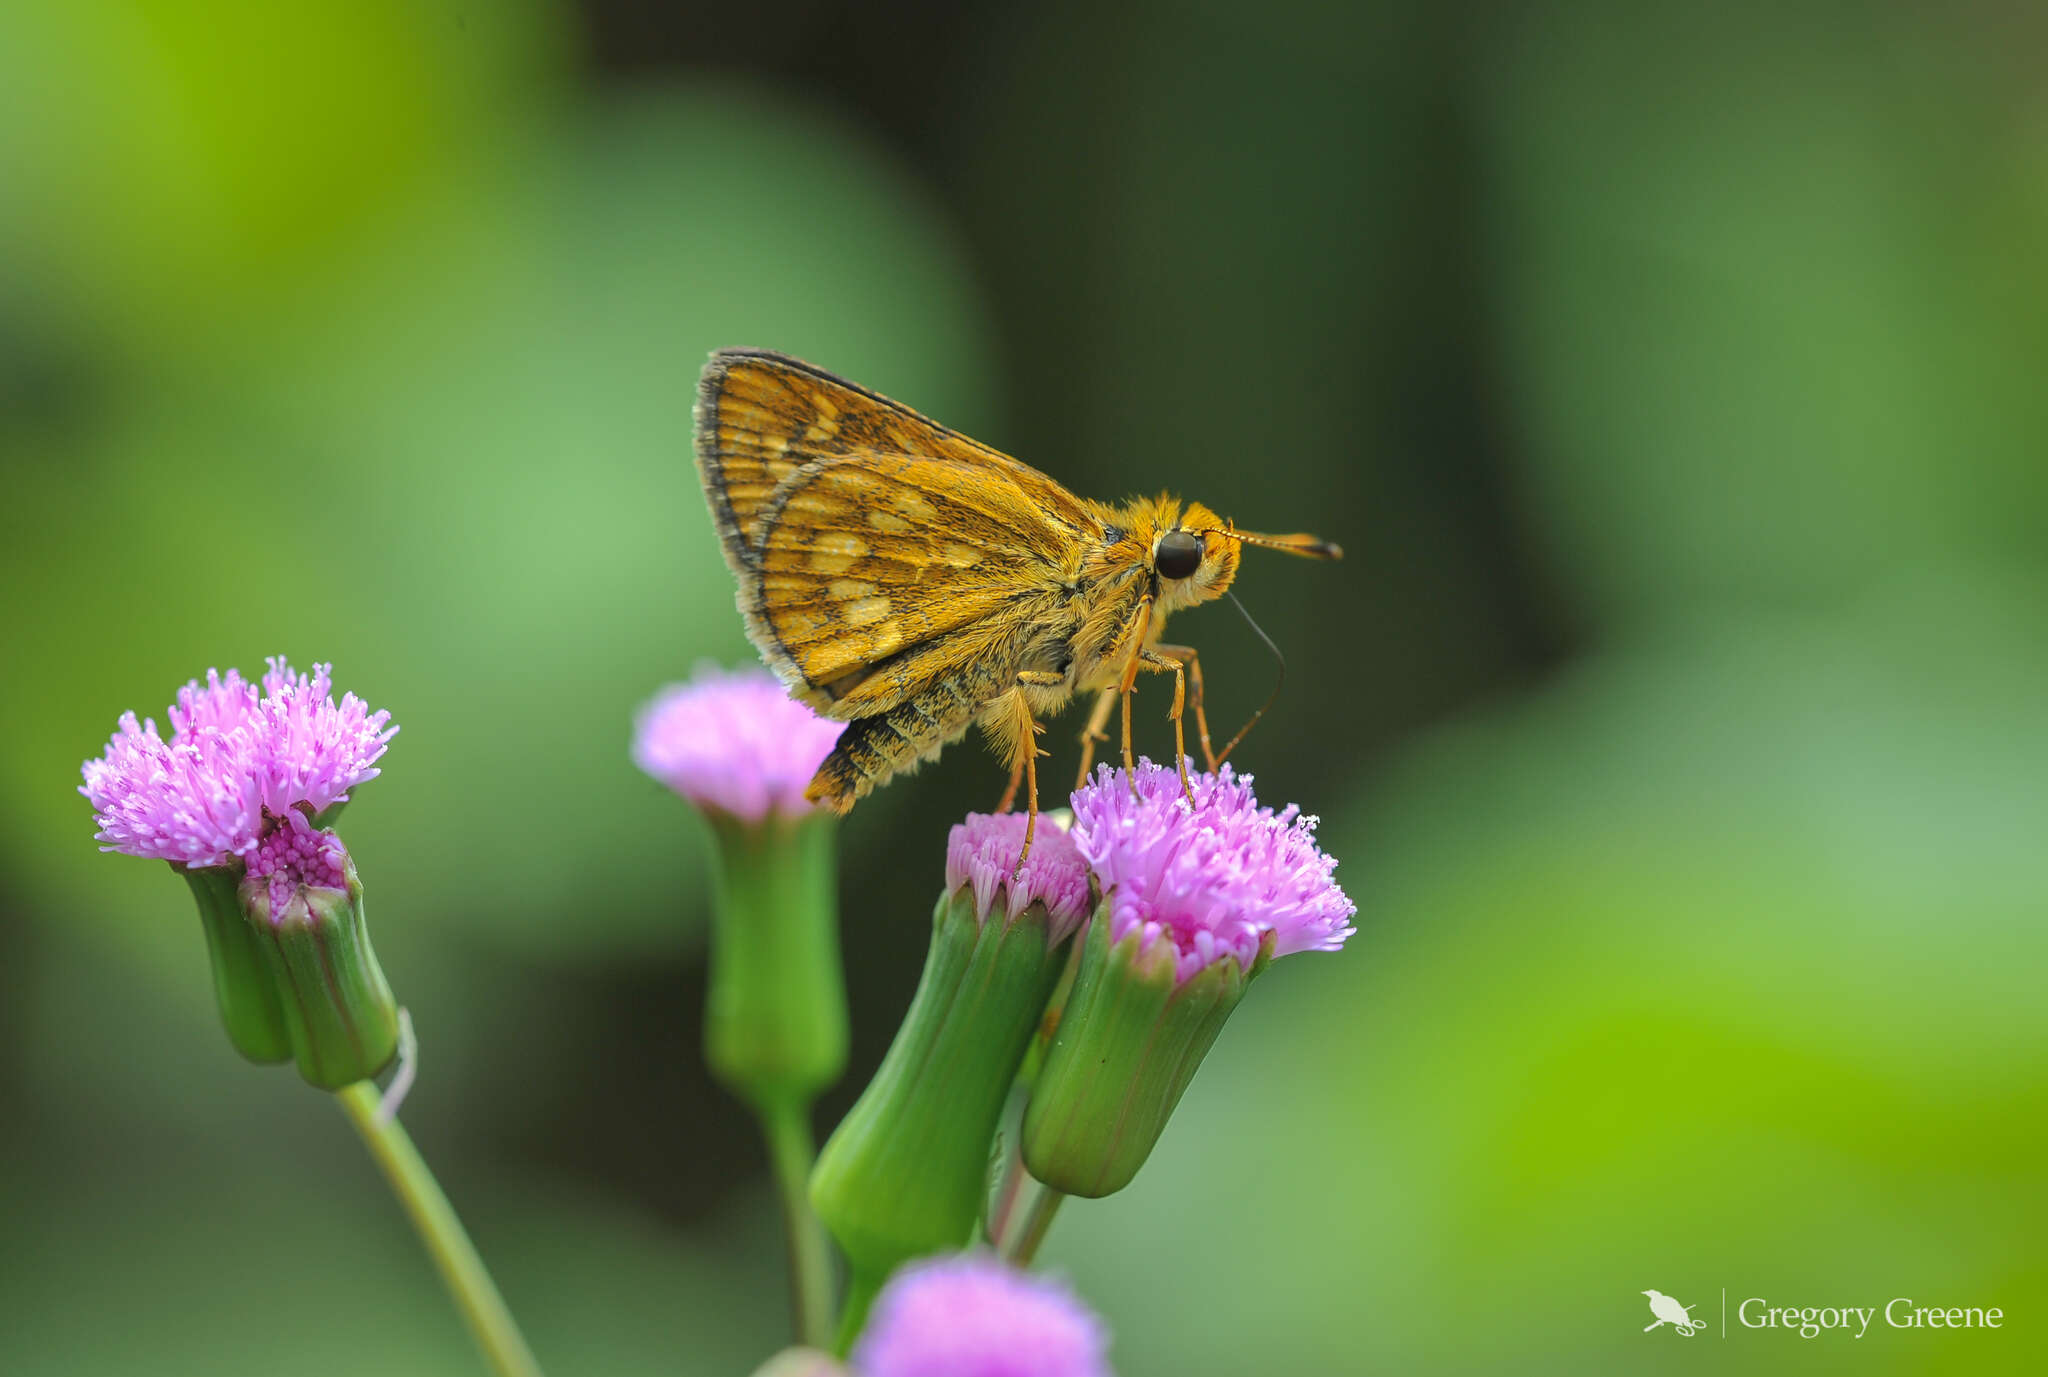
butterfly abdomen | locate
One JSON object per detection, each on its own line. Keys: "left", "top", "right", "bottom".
{"left": 805, "top": 679, "right": 981, "bottom": 812}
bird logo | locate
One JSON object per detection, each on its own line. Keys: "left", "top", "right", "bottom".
{"left": 1642, "top": 1289, "right": 1704, "bottom": 1336}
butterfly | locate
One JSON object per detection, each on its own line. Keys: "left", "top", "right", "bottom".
{"left": 693, "top": 348, "right": 1340, "bottom": 857}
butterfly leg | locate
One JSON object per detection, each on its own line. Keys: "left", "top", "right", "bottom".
{"left": 1003, "top": 671, "right": 1061, "bottom": 871}
{"left": 1016, "top": 732, "right": 1040, "bottom": 874}
{"left": 1116, "top": 596, "right": 1157, "bottom": 799}
{"left": 1118, "top": 682, "right": 1140, "bottom": 798}
{"left": 1136, "top": 651, "right": 1195, "bottom": 804}
{"left": 1074, "top": 687, "right": 1117, "bottom": 787}
{"left": 996, "top": 754, "right": 1025, "bottom": 813}
{"left": 1151, "top": 644, "right": 1215, "bottom": 771}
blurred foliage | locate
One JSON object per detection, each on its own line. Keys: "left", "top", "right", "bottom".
{"left": 3, "top": 0, "right": 2044, "bottom": 1373}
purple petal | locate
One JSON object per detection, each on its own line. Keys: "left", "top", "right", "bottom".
{"left": 944, "top": 812, "right": 1092, "bottom": 940}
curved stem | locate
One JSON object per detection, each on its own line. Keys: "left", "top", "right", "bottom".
{"left": 336, "top": 1083, "right": 543, "bottom": 1377}
{"left": 1005, "top": 1186, "right": 1066, "bottom": 1266}
{"left": 759, "top": 1098, "right": 835, "bottom": 1348}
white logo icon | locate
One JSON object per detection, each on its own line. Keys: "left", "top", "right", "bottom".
{"left": 1643, "top": 1289, "right": 1704, "bottom": 1336}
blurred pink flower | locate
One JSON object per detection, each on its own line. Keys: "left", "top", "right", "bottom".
{"left": 944, "top": 812, "right": 1091, "bottom": 940}
{"left": 1069, "top": 760, "right": 1355, "bottom": 984}
{"left": 852, "top": 1253, "right": 1112, "bottom": 1377}
{"left": 633, "top": 665, "right": 843, "bottom": 824}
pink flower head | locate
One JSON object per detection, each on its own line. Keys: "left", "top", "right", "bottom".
{"left": 1069, "top": 760, "right": 1356, "bottom": 985}
{"left": 80, "top": 711, "right": 264, "bottom": 867}
{"left": 852, "top": 1254, "right": 1112, "bottom": 1377}
{"left": 944, "top": 812, "right": 1092, "bottom": 941}
{"left": 80, "top": 658, "right": 396, "bottom": 867}
{"left": 253, "top": 658, "right": 397, "bottom": 817}
{"left": 633, "top": 665, "right": 844, "bottom": 824}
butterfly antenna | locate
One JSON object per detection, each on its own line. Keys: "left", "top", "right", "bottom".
{"left": 1216, "top": 590, "right": 1285, "bottom": 765}
{"left": 1231, "top": 529, "right": 1344, "bottom": 560}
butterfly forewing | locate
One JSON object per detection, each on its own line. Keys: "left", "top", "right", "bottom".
{"left": 695, "top": 350, "right": 1099, "bottom": 719}
{"left": 758, "top": 456, "right": 1061, "bottom": 689}
{"left": 697, "top": 350, "right": 1087, "bottom": 560}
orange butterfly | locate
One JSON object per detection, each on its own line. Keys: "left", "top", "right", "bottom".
{"left": 694, "top": 349, "right": 1340, "bottom": 856}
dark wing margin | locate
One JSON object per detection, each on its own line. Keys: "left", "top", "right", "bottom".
{"left": 695, "top": 348, "right": 1097, "bottom": 566}
{"left": 697, "top": 349, "right": 1025, "bottom": 566}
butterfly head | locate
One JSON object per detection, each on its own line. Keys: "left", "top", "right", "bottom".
{"left": 1114, "top": 497, "right": 1342, "bottom": 614}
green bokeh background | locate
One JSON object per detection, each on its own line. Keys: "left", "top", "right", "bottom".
{"left": 2, "top": 1, "right": 2042, "bottom": 1373}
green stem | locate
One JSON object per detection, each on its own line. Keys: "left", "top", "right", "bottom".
{"left": 834, "top": 1267, "right": 886, "bottom": 1358}
{"left": 983, "top": 1086, "right": 1029, "bottom": 1250}
{"left": 336, "top": 1083, "right": 543, "bottom": 1377}
{"left": 1005, "top": 1186, "right": 1066, "bottom": 1266}
{"left": 985, "top": 1149, "right": 1028, "bottom": 1250}
{"left": 760, "top": 1098, "right": 835, "bottom": 1348}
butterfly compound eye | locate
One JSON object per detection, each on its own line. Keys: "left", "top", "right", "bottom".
{"left": 1154, "top": 529, "right": 1204, "bottom": 580}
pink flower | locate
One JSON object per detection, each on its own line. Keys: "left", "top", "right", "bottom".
{"left": 80, "top": 711, "right": 264, "bottom": 867}
{"left": 252, "top": 658, "right": 397, "bottom": 817}
{"left": 944, "top": 812, "right": 1091, "bottom": 941}
{"left": 80, "top": 658, "right": 396, "bottom": 867}
{"left": 852, "top": 1254, "right": 1112, "bottom": 1377}
{"left": 1068, "top": 760, "right": 1355, "bottom": 984}
{"left": 633, "top": 665, "right": 844, "bottom": 824}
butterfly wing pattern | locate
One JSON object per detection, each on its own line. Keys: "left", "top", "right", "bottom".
{"left": 694, "top": 349, "right": 1104, "bottom": 811}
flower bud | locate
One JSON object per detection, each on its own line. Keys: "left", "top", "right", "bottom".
{"left": 80, "top": 658, "right": 402, "bottom": 1088}
{"left": 810, "top": 814, "right": 1089, "bottom": 1333}
{"left": 239, "top": 813, "right": 400, "bottom": 1090}
{"left": 180, "top": 861, "right": 293, "bottom": 1065}
{"left": 634, "top": 667, "right": 851, "bottom": 1111}
{"left": 1022, "top": 762, "right": 1355, "bottom": 1198}
{"left": 702, "top": 811, "right": 847, "bottom": 1108}
{"left": 1023, "top": 909, "right": 1264, "bottom": 1197}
